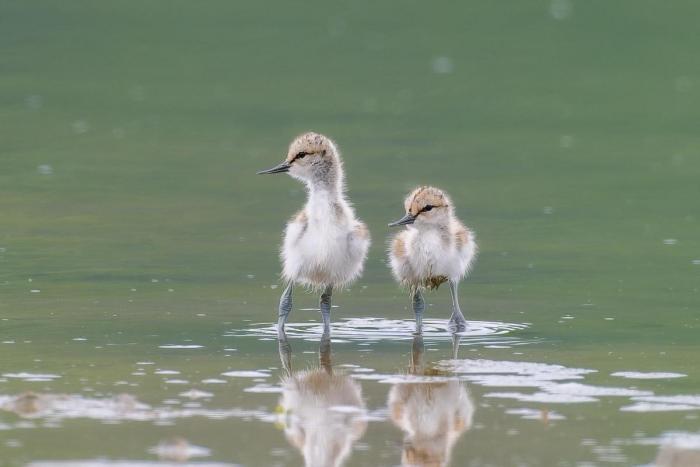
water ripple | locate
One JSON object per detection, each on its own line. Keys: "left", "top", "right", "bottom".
{"left": 226, "top": 317, "right": 532, "bottom": 346}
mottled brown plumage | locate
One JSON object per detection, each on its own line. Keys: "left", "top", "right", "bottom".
{"left": 406, "top": 186, "right": 450, "bottom": 216}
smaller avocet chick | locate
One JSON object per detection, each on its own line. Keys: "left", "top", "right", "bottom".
{"left": 258, "top": 132, "right": 370, "bottom": 332}
{"left": 388, "top": 186, "right": 477, "bottom": 332}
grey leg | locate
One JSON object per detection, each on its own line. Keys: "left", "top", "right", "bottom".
{"left": 412, "top": 288, "right": 425, "bottom": 334}
{"left": 411, "top": 333, "right": 425, "bottom": 373}
{"left": 277, "top": 283, "right": 293, "bottom": 331}
{"left": 278, "top": 328, "right": 292, "bottom": 376}
{"left": 451, "top": 333, "right": 461, "bottom": 359}
{"left": 448, "top": 279, "right": 467, "bottom": 331}
{"left": 320, "top": 284, "right": 333, "bottom": 333}
{"left": 319, "top": 330, "right": 332, "bottom": 374}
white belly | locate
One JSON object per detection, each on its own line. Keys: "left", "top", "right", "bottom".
{"left": 411, "top": 230, "right": 457, "bottom": 277}
{"left": 392, "top": 228, "right": 476, "bottom": 285}
{"left": 282, "top": 216, "right": 369, "bottom": 288}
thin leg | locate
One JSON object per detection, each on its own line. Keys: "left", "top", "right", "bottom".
{"left": 411, "top": 333, "right": 425, "bottom": 373}
{"left": 320, "top": 284, "right": 333, "bottom": 333}
{"left": 319, "top": 330, "right": 332, "bottom": 374}
{"left": 412, "top": 288, "right": 425, "bottom": 334}
{"left": 277, "top": 328, "right": 292, "bottom": 377}
{"left": 451, "top": 333, "right": 461, "bottom": 359}
{"left": 448, "top": 279, "right": 467, "bottom": 331}
{"left": 277, "top": 283, "right": 293, "bottom": 331}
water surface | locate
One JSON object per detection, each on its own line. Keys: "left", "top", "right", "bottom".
{"left": 1, "top": 1, "right": 700, "bottom": 465}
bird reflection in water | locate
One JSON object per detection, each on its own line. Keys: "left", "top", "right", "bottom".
{"left": 655, "top": 442, "right": 700, "bottom": 467}
{"left": 277, "top": 330, "right": 367, "bottom": 467}
{"left": 388, "top": 334, "right": 474, "bottom": 467}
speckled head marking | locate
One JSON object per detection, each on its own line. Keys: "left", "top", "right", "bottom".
{"left": 405, "top": 186, "right": 451, "bottom": 216}
{"left": 257, "top": 132, "right": 343, "bottom": 189}
{"left": 285, "top": 132, "right": 342, "bottom": 187}
{"left": 386, "top": 186, "right": 454, "bottom": 228}
{"left": 285, "top": 132, "right": 334, "bottom": 163}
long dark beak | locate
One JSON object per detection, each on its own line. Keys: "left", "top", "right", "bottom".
{"left": 388, "top": 213, "right": 416, "bottom": 227}
{"left": 257, "top": 161, "right": 291, "bottom": 175}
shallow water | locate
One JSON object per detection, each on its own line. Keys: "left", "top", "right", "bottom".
{"left": 2, "top": 1, "right": 700, "bottom": 466}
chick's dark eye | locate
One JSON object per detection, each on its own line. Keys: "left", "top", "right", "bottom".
{"left": 423, "top": 205, "right": 434, "bottom": 212}
{"left": 295, "top": 151, "right": 308, "bottom": 160}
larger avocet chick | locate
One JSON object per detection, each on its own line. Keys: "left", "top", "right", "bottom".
{"left": 257, "top": 132, "right": 370, "bottom": 331}
{"left": 388, "top": 186, "right": 476, "bottom": 332}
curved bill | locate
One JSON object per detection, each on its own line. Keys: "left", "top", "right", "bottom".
{"left": 388, "top": 213, "right": 416, "bottom": 227}
{"left": 257, "top": 161, "right": 291, "bottom": 175}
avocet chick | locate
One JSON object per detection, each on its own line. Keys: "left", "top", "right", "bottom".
{"left": 388, "top": 186, "right": 476, "bottom": 332}
{"left": 258, "top": 132, "right": 370, "bottom": 331}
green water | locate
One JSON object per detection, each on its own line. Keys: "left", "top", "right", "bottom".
{"left": 2, "top": 1, "right": 700, "bottom": 465}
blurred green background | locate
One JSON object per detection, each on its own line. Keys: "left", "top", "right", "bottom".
{"left": 1, "top": 0, "right": 699, "bottom": 465}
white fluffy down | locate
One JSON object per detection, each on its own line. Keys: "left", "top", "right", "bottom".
{"left": 282, "top": 188, "right": 370, "bottom": 289}
{"left": 389, "top": 222, "right": 477, "bottom": 287}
